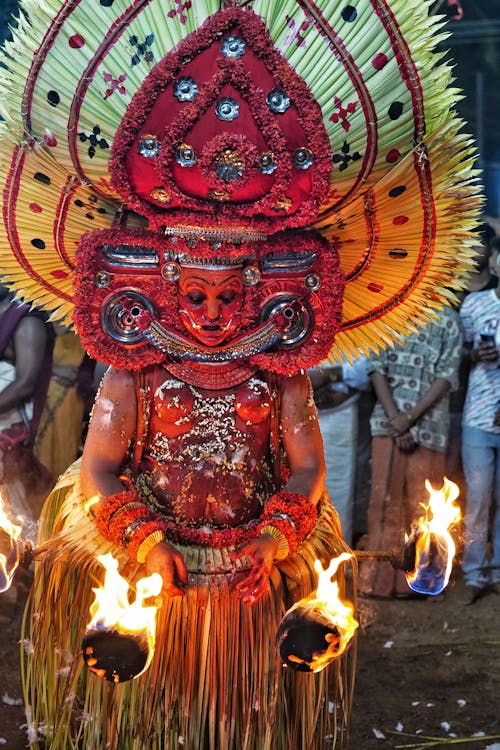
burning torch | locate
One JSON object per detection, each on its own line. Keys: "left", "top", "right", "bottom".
{"left": 355, "top": 477, "right": 462, "bottom": 596}
{"left": 82, "top": 553, "right": 163, "bottom": 683}
{"left": 0, "top": 493, "right": 163, "bottom": 684}
{"left": 277, "top": 477, "right": 462, "bottom": 673}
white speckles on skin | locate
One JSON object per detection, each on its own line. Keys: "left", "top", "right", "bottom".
{"left": 144, "top": 382, "right": 275, "bottom": 521}
{"left": 155, "top": 378, "right": 190, "bottom": 401}
{"left": 94, "top": 396, "right": 116, "bottom": 428}
{"left": 150, "top": 433, "right": 174, "bottom": 461}
{"left": 231, "top": 446, "right": 249, "bottom": 466}
{"left": 293, "top": 419, "right": 312, "bottom": 434}
{"left": 247, "top": 377, "right": 268, "bottom": 391}
{"left": 149, "top": 391, "right": 245, "bottom": 468}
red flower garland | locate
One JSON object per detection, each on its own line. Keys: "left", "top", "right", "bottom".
{"left": 92, "top": 489, "right": 152, "bottom": 553}
{"left": 90, "top": 486, "right": 317, "bottom": 558}
{"left": 256, "top": 491, "right": 318, "bottom": 555}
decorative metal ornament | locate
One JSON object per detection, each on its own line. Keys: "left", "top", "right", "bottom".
{"left": 242, "top": 265, "right": 261, "bottom": 286}
{"left": 266, "top": 89, "right": 290, "bottom": 114}
{"left": 173, "top": 77, "right": 199, "bottom": 102}
{"left": 101, "top": 291, "right": 154, "bottom": 345}
{"left": 94, "top": 271, "right": 111, "bottom": 288}
{"left": 175, "top": 144, "right": 197, "bottom": 167}
{"left": 221, "top": 35, "right": 246, "bottom": 58}
{"left": 213, "top": 149, "right": 245, "bottom": 182}
{"left": 271, "top": 196, "right": 293, "bottom": 212}
{"left": 150, "top": 188, "right": 172, "bottom": 204}
{"left": 305, "top": 273, "right": 321, "bottom": 291}
{"left": 208, "top": 189, "right": 230, "bottom": 202}
{"left": 161, "top": 261, "right": 181, "bottom": 282}
{"left": 138, "top": 134, "right": 159, "bottom": 159}
{"left": 261, "top": 295, "right": 312, "bottom": 347}
{"left": 215, "top": 97, "right": 240, "bottom": 122}
{"left": 293, "top": 148, "right": 314, "bottom": 170}
{"left": 258, "top": 152, "right": 278, "bottom": 174}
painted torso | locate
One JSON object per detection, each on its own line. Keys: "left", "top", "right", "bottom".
{"left": 139, "top": 367, "right": 275, "bottom": 526}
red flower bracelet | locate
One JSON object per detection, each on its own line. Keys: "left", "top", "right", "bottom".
{"left": 90, "top": 487, "right": 317, "bottom": 561}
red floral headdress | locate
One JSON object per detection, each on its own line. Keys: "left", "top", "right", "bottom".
{"left": 0, "top": 0, "right": 481, "bottom": 375}
{"left": 71, "top": 7, "right": 344, "bottom": 375}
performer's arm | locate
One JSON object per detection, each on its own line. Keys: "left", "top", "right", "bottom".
{"left": 234, "top": 372, "right": 325, "bottom": 605}
{"left": 80, "top": 367, "right": 136, "bottom": 499}
{"left": 280, "top": 371, "right": 326, "bottom": 505}
{"left": 81, "top": 367, "right": 188, "bottom": 596}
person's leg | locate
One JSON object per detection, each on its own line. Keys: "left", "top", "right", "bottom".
{"left": 404, "top": 446, "right": 446, "bottom": 529}
{"left": 489, "top": 431, "right": 500, "bottom": 585}
{"left": 352, "top": 390, "right": 374, "bottom": 544}
{"left": 318, "top": 402, "right": 357, "bottom": 545}
{"left": 359, "top": 436, "right": 406, "bottom": 597}
{"left": 461, "top": 425, "right": 495, "bottom": 588}
{"left": 446, "top": 410, "right": 463, "bottom": 485}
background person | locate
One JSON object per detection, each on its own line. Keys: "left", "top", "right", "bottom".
{"left": 446, "top": 222, "right": 498, "bottom": 486}
{"left": 0, "top": 284, "right": 54, "bottom": 531}
{"left": 311, "top": 354, "right": 371, "bottom": 546}
{"left": 359, "top": 306, "right": 462, "bottom": 598}
{"left": 35, "top": 326, "right": 96, "bottom": 480}
{"left": 459, "top": 245, "right": 500, "bottom": 604}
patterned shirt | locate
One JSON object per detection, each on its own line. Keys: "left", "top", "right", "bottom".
{"left": 460, "top": 288, "right": 500, "bottom": 433}
{"left": 368, "top": 307, "right": 462, "bottom": 451}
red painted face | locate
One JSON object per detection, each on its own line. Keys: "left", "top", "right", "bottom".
{"left": 178, "top": 267, "right": 244, "bottom": 347}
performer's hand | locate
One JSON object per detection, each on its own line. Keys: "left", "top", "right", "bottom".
{"left": 145, "top": 541, "right": 188, "bottom": 597}
{"left": 231, "top": 535, "right": 278, "bottom": 606}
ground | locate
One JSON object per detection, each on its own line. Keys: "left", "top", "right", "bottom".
{"left": 0, "top": 570, "right": 498, "bottom": 750}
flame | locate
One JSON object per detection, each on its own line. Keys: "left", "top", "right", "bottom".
{"left": 280, "top": 552, "right": 358, "bottom": 673}
{"left": 0, "top": 493, "right": 23, "bottom": 593}
{"left": 406, "top": 477, "right": 461, "bottom": 596}
{"left": 86, "top": 553, "right": 162, "bottom": 679}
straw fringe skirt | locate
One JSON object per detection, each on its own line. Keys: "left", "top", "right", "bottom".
{"left": 22, "top": 460, "right": 357, "bottom": 749}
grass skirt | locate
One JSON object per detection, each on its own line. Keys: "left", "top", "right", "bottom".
{"left": 22, "top": 461, "right": 357, "bottom": 749}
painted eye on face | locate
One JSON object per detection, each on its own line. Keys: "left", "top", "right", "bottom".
{"left": 188, "top": 292, "right": 205, "bottom": 305}
{"left": 219, "top": 291, "right": 235, "bottom": 305}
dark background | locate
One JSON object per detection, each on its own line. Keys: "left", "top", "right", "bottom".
{"left": 1, "top": 0, "right": 499, "bottom": 217}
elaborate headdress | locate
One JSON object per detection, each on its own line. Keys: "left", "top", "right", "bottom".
{"left": 0, "top": 0, "right": 481, "bottom": 375}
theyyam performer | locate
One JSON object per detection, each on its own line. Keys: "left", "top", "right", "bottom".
{"left": 0, "top": 0, "right": 480, "bottom": 747}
